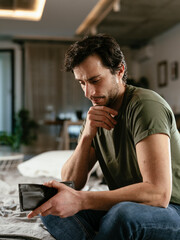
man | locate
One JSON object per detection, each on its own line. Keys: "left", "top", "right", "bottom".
{"left": 28, "top": 34, "right": 180, "bottom": 240}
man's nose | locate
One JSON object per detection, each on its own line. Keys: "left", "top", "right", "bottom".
{"left": 84, "top": 83, "right": 95, "bottom": 98}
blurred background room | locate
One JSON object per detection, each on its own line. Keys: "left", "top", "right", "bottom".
{"left": 0, "top": 0, "right": 180, "bottom": 160}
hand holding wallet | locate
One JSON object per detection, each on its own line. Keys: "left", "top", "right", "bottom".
{"left": 19, "top": 181, "right": 74, "bottom": 211}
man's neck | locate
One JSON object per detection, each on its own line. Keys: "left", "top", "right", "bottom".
{"left": 111, "top": 83, "right": 126, "bottom": 112}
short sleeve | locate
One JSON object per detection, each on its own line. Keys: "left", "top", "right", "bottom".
{"left": 127, "top": 100, "right": 173, "bottom": 145}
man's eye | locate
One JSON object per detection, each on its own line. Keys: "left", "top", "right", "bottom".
{"left": 91, "top": 79, "right": 99, "bottom": 84}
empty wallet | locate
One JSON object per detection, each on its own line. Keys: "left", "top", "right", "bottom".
{"left": 19, "top": 181, "right": 74, "bottom": 211}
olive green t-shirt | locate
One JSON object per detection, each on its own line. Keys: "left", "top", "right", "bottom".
{"left": 81, "top": 85, "right": 180, "bottom": 205}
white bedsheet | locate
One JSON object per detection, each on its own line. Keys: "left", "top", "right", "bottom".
{"left": 0, "top": 158, "right": 108, "bottom": 239}
{"left": 0, "top": 169, "right": 56, "bottom": 239}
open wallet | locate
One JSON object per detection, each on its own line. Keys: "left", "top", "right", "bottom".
{"left": 19, "top": 181, "right": 74, "bottom": 211}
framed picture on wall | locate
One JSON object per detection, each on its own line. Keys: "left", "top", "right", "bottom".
{"left": 171, "top": 61, "right": 178, "bottom": 80}
{"left": 157, "top": 61, "right": 168, "bottom": 87}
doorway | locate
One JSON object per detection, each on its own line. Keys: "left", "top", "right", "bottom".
{"left": 0, "top": 50, "right": 14, "bottom": 135}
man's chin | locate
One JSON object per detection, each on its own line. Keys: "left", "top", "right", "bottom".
{"left": 92, "top": 102, "right": 105, "bottom": 106}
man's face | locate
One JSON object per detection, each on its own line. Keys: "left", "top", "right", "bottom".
{"left": 73, "top": 54, "right": 124, "bottom": 108}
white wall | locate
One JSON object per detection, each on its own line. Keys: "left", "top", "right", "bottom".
{"left": 1, "top": 22, "right": 180, "bottom": 114}
{"left": 134, "top": 23, "right": 180, "bottom": 113}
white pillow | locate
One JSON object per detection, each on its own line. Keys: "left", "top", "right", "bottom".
{"left": 18, "top": 150, "right": 74, "bottom": 179}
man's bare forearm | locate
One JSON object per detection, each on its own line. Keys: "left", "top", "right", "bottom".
{"left": 61, "top": 106, "right": 117, "bottom": 189}
{"left": 61, "top": 135, "right": 96, "bottom": 190}
{"left": 80, "top": 181, "right": 171, "bottom": 211}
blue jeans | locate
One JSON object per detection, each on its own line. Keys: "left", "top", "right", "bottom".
{"left": 40, "top": 202, "right": 180, "bottom": 240}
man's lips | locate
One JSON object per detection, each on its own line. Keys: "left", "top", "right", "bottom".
{"left": 90, "top": 96, "right": 104, "bottom": 100}
{"left": 90, "top": 97, "right": 104, "bottom": 105}
{"left": 90, "top": 97, "right": 105, "bottom": 104}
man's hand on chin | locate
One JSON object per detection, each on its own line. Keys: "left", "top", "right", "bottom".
{"left": 83, "top": 106, "right": 118, "bottom": 139}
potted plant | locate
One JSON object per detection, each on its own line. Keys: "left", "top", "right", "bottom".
{"left": 0, "top": 109, "right": 38, "bottom": 152}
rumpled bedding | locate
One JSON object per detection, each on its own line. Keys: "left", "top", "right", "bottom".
{"left": 0, "top": 168, "right": 108, "bottom": 240}
{"left": 0, "top": 169, "right": 56, "bottom": 240}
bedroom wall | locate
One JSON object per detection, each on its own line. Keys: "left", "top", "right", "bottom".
{"left": 1, "top": 24, "right": 180, "bottom": 153}
{"left": 1, "top": 22, "right": 180, "bottom": 115}
{"left": 133, "top": 23, "right": 180, "bottom": 114}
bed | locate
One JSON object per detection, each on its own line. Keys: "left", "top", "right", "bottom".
{"left": 0, "top": 150, "right": 107, "bottom": 240}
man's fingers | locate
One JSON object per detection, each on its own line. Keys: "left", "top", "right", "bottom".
{"left": 44, "top": 180, "right": 61, "bottom": 188}
{"left": 91, "top": 106, "right": 118, "bottom": 116}
{"left": 40, "top": 207, "right": 54, "bottom": 217}
{"left": 90, "top": 114, "right": 116, "bottom": 129}
{"left": 88, "top": 106, "right": 118, "bottom": 129}
{"left": 27, "top": 200, "right": 52, "bottom": 219}
{"left": 43, "top": 180, "right": 69, "bottom": 193}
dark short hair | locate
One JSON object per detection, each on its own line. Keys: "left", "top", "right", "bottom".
{"left": 64, "top": 34, "right": 128, "bottom": 82}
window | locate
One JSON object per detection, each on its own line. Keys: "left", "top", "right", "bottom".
{"left": 0, "top": 50, "right": 14, "bottom": 134}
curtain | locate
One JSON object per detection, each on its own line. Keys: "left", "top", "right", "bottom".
{"left": 24, "top": 42, "right": 91, "bottom": 152}
{"left": 24, "top": 42, "right": 90, "bottom": 122}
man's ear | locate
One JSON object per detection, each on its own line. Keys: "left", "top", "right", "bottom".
{"left": 117, "top": 64, "right": 125, "bottom": 81}
{"left": 118, "top": 64, "right": 124, "bottom": 75}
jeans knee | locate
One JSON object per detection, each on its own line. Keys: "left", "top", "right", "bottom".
{"left": 108, "top": 202, "right": 139, "bottom": 223}
{"left": 96, "top": 202, "right": 144, "bottom": 240}
{"left": 96, "top": 202, "right": 180, "bottom": 240}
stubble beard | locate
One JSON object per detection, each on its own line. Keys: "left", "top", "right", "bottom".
{"left": 105, "top": 83, "right": 120, "bottom": 108}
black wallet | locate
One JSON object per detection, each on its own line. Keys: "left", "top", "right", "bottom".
{"left": 19, "top": 181, "right": 74, "bottom": 211}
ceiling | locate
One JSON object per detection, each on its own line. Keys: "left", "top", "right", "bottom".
{"left": 98, "top": 0, "right": 180, "bottom": 48}
{"left": 0, "top": 0, "right": 99, "bottom": 41}
{"left": 0, "top": 0, "right": 180, "bottom": 48}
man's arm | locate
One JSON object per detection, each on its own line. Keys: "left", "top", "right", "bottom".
{"left": 81, "top": 133, "right": 172, "bottom": 211}
{"left": 28, "top": 133, "right": 171, "bottom": 219}
{"left": 61, "top": 106, "right": 118, "bottom": 190}
{"left": 27, "top": 105, "right": 118, "bottom": 219}
{"left": 28, "top": 109, "right": 172, "bottom": 219}
{"left": 61, "top": 138, "right": 97, "bottom": 190}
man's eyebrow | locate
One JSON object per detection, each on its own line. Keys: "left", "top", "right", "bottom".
{"left": 88, "top": 74, "right": 101, "bottom": 81}
{"left": 76, "top": 74, "right": 101, "bottom": 82}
